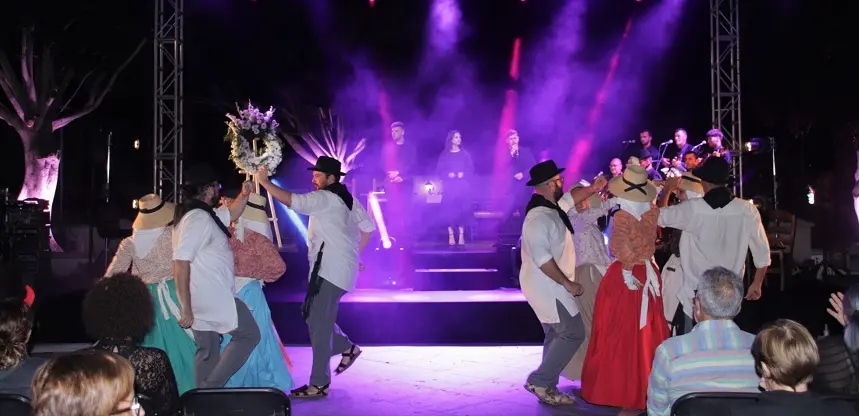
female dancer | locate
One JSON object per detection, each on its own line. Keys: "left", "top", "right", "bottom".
{"left": 436, "top": 130, "right": 475, "bottom": 246}
{"left": 105, "top": 193, "right": 196, "bottom": 394}
{"left": 220, "top": 192, "right": 294, "bottom": 391}
{"left": 580, "top": 165, "right": 670, "bottom": 410}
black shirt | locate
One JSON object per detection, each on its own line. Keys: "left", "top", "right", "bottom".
{"left": 92, "top": 344, "right": 180, "bottom": 416}
{"left": 697, "top": 144, "right": 733, "bottom": 164}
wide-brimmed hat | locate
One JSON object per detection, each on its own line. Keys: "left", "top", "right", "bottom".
{"left": 607, "top": 165, "right": 658, "bottom": 202}
{"left": 679, "top": 172, "right": 705, "bottom": 194}
{"left": 692, "top": 157, "right": 732, "bottom": 185}
{"left": 133, "top": 194, "right": 175, "bottom": 230}
{"left": 307, "top": 156, "right": 347, "bottom": 176}
{"left": 184, "top": 163, "right": 219, "bottom": 187}
{"left": 242, "top": 193, "right": 269, "bottom": 223}
{"left": 526, "top": 160, "right": 565, "bottom": 186}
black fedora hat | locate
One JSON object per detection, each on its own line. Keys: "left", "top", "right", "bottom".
{"left": 692, "top": 156, "right": 732, "bottom": 185}
{"left": 307, "top": 156, "right": 347, "bottom": 176}
{"left": 526, "top": 160, "right": 565, "bottom": 186}
{"left": 638, "top": 148, "right": 654, "bottom": 160}
{"left": 184, "top": 163, "right": 219, "bottom": 186}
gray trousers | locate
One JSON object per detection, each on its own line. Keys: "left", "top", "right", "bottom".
{"left": 192, "top": 298, "right": 260, "bottom": 388}
{"left": 307, "top": 278, "right": 354, "bottom": 386}
{"left": 527, "top": 299, "right": 586, "bottom": 389}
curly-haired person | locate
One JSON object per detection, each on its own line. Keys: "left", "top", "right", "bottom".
{"left": 83, "top": 273, "right": 179, "bottom": 415}
{"left": 0, "top": 298, "right": 44, "bottom": 398}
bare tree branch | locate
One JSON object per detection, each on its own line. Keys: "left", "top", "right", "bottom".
{"left": 20, "top": 28, "right": 37, "bottom": 103}
{"left": 0, "top": 101, "right": 23, "bottom": 130}
{"left": 0, "top": 52, "right": 28, "bottom": 121}
{"left": 52, "top": 38, "right": 146, "bottom": 131}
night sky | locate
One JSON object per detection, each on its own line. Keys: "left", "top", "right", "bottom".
{"left": 1, "top": 0, "right": 858, "bottom": 243}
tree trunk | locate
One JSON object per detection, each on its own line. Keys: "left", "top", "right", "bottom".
{"left": 17, "top": 134, "right": 62, "bottom": 252}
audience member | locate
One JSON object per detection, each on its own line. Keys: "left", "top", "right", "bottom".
{"left": 0, "top": 298, "right": 45, "bottom": 398}
{"left": 813, "top": 284, "right": 859, "bottom": 394}
{"left": 83, "top": 273, "right": 178, "bottom": 415}
{"left": 730, "top": 319, "right": 856, "bottom": 416}
{"left": 647, "top": 267, "right": 758, "bottom": 416}
{"left": 31, "top": 349, "right": 140, "bottom": 416}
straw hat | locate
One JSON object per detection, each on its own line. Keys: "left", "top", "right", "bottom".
{"left": 242, "top": 193, "right": 269, "bottom": 224}
{"left": 678, "top": 172, "right": 705, "bottom": 194}
{"left": 607, "top": 165, "right": 658, "bottom": 203}
{"left": 133, "top": 194, "right": 175, "bottom": 230}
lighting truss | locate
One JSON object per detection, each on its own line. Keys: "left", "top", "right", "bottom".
{"left": 710, "top": 0, "right": 742, "bottom": 197}
{"left": 153, "top": 0, "right": 184, "bottom": 202}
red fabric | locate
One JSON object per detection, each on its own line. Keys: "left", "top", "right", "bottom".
{"left": 580, "top": 262, "right": 670, "bottom": 410}
{"left": 228, "top": 228, "right": 286, "bottom": 283}
{"left": 23, "top": 285, "right": 35, "bottom": 306}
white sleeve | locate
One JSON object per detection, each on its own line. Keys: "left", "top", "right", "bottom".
{"left": 291, "top": 191, "right": 330, "bottom": 216}
{"left": 522, "top": 217, "right": 554, "bottom": 267}
{"left": 214, "top": 207, "right": 231, "bottom": 227}
{"left": 352, "top": 201, "right": 377, "bottom": 233}
{"left": 657, "top": 201, "right": 695, "bottom": 230}
{"left": 748, "top": 206, "right": 772, "bottom": 268}
{"left": 173, "top": 211, "right": 211, "bottom": 261}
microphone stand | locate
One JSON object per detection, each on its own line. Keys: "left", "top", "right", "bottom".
{"left": 103, "top": 132, "right": 112, "bottom": 270}
{"left": 770, "top": 137, "right": 778, "bottom": 210}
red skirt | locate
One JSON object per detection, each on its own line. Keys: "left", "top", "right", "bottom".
{"left": 580, "top": 261, "right": 670, "bottom": 410}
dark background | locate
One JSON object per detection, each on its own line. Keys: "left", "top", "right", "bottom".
{"left": 1, "top": 0, "right": 857, "bottom": 246}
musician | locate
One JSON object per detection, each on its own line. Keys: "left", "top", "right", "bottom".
{"left": 639, "top": 149, "right": 663, "bottom": 181}
{"left": 638, "top": 130, "right": 661, "bottom": 162}
{"left": 661, "top": 129, "right": 694, "bottom": 170}
{"left": 683, "top": 151, "right": 701, "bottom": 171}
{"left": 695, "top": 129, "right": 732, "bottom": 164}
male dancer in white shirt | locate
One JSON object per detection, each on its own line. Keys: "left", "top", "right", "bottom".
{"left": 256, "top": 156, "right": 376, "bottom": 398}
{"left": 519, "top": 160, "right": 586, "bottom": 406}
{"left": 173, "top": 164, "right": 261, "bottom": 388}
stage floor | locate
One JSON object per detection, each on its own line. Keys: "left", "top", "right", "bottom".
{"left": 280, "top": 346, "right": 618, "bottom": 416}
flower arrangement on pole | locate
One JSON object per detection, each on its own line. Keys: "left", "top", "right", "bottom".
{"left": 224, "top": 102, "right": 284, "bottom": 248}
{"left": 225, "top": 102, "right": 284, "bottom": 174}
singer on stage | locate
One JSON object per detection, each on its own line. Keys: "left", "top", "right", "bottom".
{"left": 695, "top": 129, "right": 732, "bottom": 164}
{"left": 660, "top": 129, "right": 693, "bottom": 171}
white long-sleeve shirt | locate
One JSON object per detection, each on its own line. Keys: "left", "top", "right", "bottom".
{"left": 657, "top": 197, "right": 771, "bottom": 284}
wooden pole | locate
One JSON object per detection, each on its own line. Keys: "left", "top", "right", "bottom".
{"left": 251, "top": 138, "right": 283, "bottom": 248}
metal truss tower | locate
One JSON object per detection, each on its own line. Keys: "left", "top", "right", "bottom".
{"left": 710, "top": 0, "right": 742, "bottom": 197}
{"left": 153, "top": 0, "right": 184, "bottom": 202}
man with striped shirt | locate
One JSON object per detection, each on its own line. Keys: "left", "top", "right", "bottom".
{"left": 646, "top": 267, "right": 759, "bottom": 416}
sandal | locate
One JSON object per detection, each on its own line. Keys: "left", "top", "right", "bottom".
{"left": 334, "top": 345, "right": 362, "bottom": 376}
{"left": 523, "top": 383, "right": 576, "bottom": 406}
{"left": 290, "top": 384, "right": 329, "bottom": 398}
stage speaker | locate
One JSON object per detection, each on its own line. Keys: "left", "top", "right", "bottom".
{"left": 3, "top": 198, "right": 52, "bottom": 290}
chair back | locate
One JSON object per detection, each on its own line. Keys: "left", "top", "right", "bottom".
{"left": 0, "top": 393, "right": 31, "bottom": 416}
{"left": 136, "top": 393, "right": 157, "bottom": 415}
{"left": 670, "top": 392, "right": 759, "bottom": 416}
{"left": 181, "top": 388, "right": 290, "bottom": 416}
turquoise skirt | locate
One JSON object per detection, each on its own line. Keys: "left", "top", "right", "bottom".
{"left": 141, "top": 280, "right": 197, "bottom": 395}
{"left": 221, "top": 280, "right": 294, "bottom": 391}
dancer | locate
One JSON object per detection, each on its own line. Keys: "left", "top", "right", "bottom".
{"left": 219, "top": 191, "right": 294, "bottom": 391}
{"left": 560, "top": 178, "right": 613, "bottom": 381}
{"left": 256, "top": 156, "right": 376, "bottom": 398}
{"left": 173, "top": 164, "right": 260, "bottom": 388}
{"left": 436, "top": 130, "right": 475, "bottom": 246}
{"left": 657, "top": 171, "right": 704, "bottom": 335}
{"left": 581, "top": 164, "right": 670, "bottom": 410}
{"left": 105, "top": 193, "right": 196, "bottom": 394}
{"left": 520, "top": 160, "right": 586, "bottom": 406}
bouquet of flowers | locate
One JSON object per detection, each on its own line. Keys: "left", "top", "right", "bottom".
{"left": 225, "top": 102, "right": 284, "bottom": 173}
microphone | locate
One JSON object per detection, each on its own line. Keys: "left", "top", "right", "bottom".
{"left": 659, "top": 140, "right": 673, "bottom": 146}
{"left": 620, "top": 140, "right": 637, "bottom": 144}
{"left": 692, "top": 140, "right": 707, "bottom": 149}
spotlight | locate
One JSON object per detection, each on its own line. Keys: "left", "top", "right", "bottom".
{"left": 744, "top": 137, "right": 770, "bottom": 154}
{"left": 133, "top": 138, "right": 140, "bottom": 149}
{"left": 424, "top": 181, "right": 433, "bottom": 192}
{"left": 132, "top": 199, "right": 139, "bottom": 209}
{"left": 807, "top": 186, "right": 815, "bottom": 205}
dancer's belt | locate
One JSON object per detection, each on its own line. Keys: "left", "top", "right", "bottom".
{"left": 302, "top": 242, "right": 326, "bottom": 320}
{"left": 156, "top": 280, "right": 195, "bottom": 339}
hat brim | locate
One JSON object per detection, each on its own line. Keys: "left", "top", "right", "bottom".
{"left": 242, "top": 206, "right": 269, "bottom": 224}
{"left": 526, "top": 167, "right": 566, "bottom": 186}
{"left": 679, "top": 176, "right": 705, "bottom": 194}
{"left": 307, "top": 167, "right": 347, "bottom": 176}
{"left": 691, "top": 167, "right": 730, "bottom": 185}
{"left": 607, "top": 176, "right": 658, "bottom": 202}
{"left": 132, "top": 202, "right": 176, "bottom": 230}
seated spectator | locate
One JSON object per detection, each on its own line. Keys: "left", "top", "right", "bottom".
{"left": 647, "top": 267, "right": 759, "bottom": 416}
{"left": 0, "top": 298, "right": 45, "bottom": 398}
{"left": 83, "top": 273, "right": 178, "bottom": 415}
{"left": 731, "top": 319, "right": 856, "bottom": 416}
{"left": 31, "top": 349, "right": 138, "bottom": 416}
{"left": 813, "top": 284, "right": 859, "bottom": 395}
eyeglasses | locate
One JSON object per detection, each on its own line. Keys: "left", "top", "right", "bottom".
{"left": 111, "top": 395, "right": 141, "bottom": 416}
